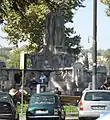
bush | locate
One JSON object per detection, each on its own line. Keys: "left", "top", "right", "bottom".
{"left": 17, "top": 104, "right": 28, "bottom": 114}
{"left": 64, "top": 105, "right": 78, "bottom": 113}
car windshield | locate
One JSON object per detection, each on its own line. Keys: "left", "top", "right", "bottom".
{"left": 30, "top": 95, "right": 55, "bottom": 104}
{"left": 84, "top": 92, "right": 110, "bottom": 101}
{"left": 0, "top": 94, "right": 11, "bottom": 102}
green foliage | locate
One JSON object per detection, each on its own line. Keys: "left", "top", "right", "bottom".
{"left": 6, "top": 48, "right": 21, "bottom": 68}
{"left": 0, "top": 46, "right": 22, "bottom": 68}
{"left": 6, "top": 48, "right": 32, "bottom": 68}
{"left": 0, "top": 0, "right": 84, "bottom": 55}
{"left": 2, "top": 2, "right": 49, "bottom": 52}
{"left": 64, "top": 105, "right": 78, "bottom": 112}
{"left": 103, "top": 49, "right": 110, "bottom": 69}
{"left": 17, "top": 104, "right": 28, "bottom": 114}
{"left": 65, "top": 35, "right": 81, "bottom": 55}
{"left": 0, "top": 47, "right": 10, "bottom": 64}
{"left": 101, "top": 0, "right": 110, "bottom": 16}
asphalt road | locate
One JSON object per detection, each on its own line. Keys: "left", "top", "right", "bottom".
{"left": 20, "top": 112, "right": 79, "bottom": 120}
{"left": 20, "top": 115, "right": 78, "bottom": 120}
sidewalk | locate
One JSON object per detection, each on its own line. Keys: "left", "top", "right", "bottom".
{"left": 20, "top": 114, "right": 26, "bottom": 120}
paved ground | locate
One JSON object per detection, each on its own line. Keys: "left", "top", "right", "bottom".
{"left": 20, "top": 115, "right": 26, "bottom": 120}
{"left": 20, "top": 115, "right": 78, "bottom": 120}
{"left": 19, "top": 112, "right": 79, "bottom": 120}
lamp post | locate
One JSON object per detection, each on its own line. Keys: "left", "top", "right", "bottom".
{"left": 92, "top": 0, "right": 97, "bottom": 90}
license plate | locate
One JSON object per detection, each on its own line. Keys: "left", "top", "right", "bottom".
{"left": 36, "top": 110, "right": 48, "bottom": 114}
{"left": 92, "top": 106, "right": 105, "bottom": 110}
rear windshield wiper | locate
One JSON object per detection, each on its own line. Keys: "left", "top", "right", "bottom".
{"left": 92, "top": 98, "right": 103, "bottom": 101}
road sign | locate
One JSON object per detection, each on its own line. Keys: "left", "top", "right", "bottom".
{"left": 20, "top": 51, "right": 24, "bottom": 70}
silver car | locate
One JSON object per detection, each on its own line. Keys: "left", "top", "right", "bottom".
{"left": 79, "top": 90, "right": 110, "bottom": 120}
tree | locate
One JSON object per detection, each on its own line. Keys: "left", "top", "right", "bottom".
{"left": 6, "top": 48, "right": 32, "bottom": 68}
{"left": 101, "top": 0, "right": 110, "bottom": 16}
{"left": 0, "top": 0, "right": 84, "bottom": 55}
{"left": 0, "top": 46, "right": 11, "bottom": 65}
{"left": 103, "top": 49, "right": 110, "bottom": 69}
{"left": 7, "top": 48, "right": 21, "bottom": 68}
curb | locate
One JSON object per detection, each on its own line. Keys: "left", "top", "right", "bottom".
{"left": 19, "top": 112, "right": 79, "bottom": 120}
{"left": 66, "top": 112, "right": 79, "bottom": 120}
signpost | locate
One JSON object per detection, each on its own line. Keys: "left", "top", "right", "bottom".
{"left": 20, "top": 51, "right": 25, "bottom": 114}
{"left": 92, "top": 0, "right": 97, "bottom": 90}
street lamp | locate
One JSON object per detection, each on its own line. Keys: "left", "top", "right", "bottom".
{"left": 92, "top": 0, "right": 97, "bottom": 90}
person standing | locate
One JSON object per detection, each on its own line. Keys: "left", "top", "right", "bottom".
{"left": 38, "top": 72, "right": 48, "bottom": 92}
{"left": 54, "top": 87, "right": 61, "bottom": 95}
{"left": 38, "top": 72, "right": 48, "bottom": 84}
{"left": 29, "top": 72, "right": 37, "bottom": 94}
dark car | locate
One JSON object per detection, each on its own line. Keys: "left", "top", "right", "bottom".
{"left": 0, "top": 91, "right": 19, "bottom": 120}
{"left": 26, "top": 92, "right": 65, "bottom": 120}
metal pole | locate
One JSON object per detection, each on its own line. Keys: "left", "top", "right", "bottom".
{"left": 92, "top": 0, "right": 97, "bottom": 90}
{"left": 21, "top": 70, "right": 24, "bottom": 114}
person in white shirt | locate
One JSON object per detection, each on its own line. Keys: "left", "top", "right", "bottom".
{"left": 39, "top": 72, "right": 48, "bottom": 84}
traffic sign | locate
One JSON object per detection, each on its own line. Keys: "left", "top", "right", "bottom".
{"left": 20, "top": 51, "right": 24, "bottom": 70}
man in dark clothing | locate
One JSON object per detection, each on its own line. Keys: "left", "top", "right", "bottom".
{"left": 29, "top": 72, "right": 37, "bottom": 94}
{"left": 54, "top": 87, "right": 61, "bottom": 95}
{"left": 100, "top": 76, "right": 110, "bottom": 90}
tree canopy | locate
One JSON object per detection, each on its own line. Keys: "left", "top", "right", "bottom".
{"left": 0, "top": 0, "right": 84, "bottom": 55}
{"left": 101, "top": 0, "right": 110, "bottom": 16}
{"left": 103, "top": 49, "right": 110, "bottom": 69}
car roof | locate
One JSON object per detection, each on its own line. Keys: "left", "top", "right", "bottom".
{"left": 0, "top": 92, "right": 13, "bottom": 103}
{"left": 0, "top": 91, "right": 10, "bottom": 95}
{"left": 32, "top": 92, "right": 57, "bottom": 96}
{"left": 84, "top": 90, "right": 110, "bottom": 93}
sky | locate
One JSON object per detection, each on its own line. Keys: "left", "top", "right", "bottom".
{"left": 74, "top": 0, "right": 110, "bottom": 50}
{"left": 0, "top": 0, "right": 110, "bottom": 49}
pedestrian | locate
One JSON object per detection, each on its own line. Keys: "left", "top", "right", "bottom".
{"left": 9, "top": 87, "right": 19, "bottom": 104}
{"left": 38, "top": 72, "right": 48, "bottom": 84}
{"left": 29, "top": 72, "right": 37, "bottom": 94}
{"left": 100, "top": 76, "right": 110, "bottom": 90}
{"left": 54, "top": 87, "right": 61, "bottom": 95}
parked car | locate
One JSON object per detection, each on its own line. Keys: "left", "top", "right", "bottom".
{"left": 0, "top": 91, "right": 19, "bottom": 120}
{"left": 26, "top": 92, "right": 65, "bottom": 120}
{"left": 79, "top": 90, "right": 110, "bottom": 120}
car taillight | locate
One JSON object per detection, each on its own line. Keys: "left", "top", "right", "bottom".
{"left": 79, "top": 100, "right": 83, "bottom": 111}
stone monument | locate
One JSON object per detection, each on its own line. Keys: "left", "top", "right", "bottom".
{"left": 45, "top": 11, "right": 65, "bottom": 52}
{"left": 30, "top": 11, "right": 74, "bottom": 70}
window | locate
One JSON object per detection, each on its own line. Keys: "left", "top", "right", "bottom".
{"left": 30, "top": 95, "right": 55, "bottom": 104}
{"left": 84, "top": 92, "right": 110, "bottom": 101}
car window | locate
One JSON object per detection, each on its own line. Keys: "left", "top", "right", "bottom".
{"left": 30, "top": 95, "right": 55, "bottom": 104}
{"left": 0, "top": 94, "right": 11, "bottom": 102}
{"left": 0, "top": 95, "right": 10, "bottom": 101}
{"left": 84, "top": 92, "right": 110, "bottom": 101}
{"left": 0, "top": 93, "right": 14, "bottom": 105}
